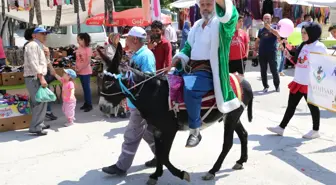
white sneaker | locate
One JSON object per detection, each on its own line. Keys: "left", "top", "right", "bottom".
{"left": 267, "top": 126, "right": 284, "bottom": 136}
{"left": 64, "top": 122, "right": 74, "bottom": 127}
{"left": 302, "top": 130, "right": 320, "bottom": 139}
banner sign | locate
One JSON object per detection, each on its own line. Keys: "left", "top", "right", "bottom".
{"left": 308, "top": 52, "right": 336, "bottom": 112}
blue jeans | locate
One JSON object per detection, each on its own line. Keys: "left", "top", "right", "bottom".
{"left": 183, "top": 71, "right": 214, "bottom": 129}
{"left": 79, "top": 75, "right": 92, "bottom": 106}
{"left": 278, "top": 51, "right": 285, "bottom": 73}
{"left": 47, "top": 103, "right": 51, "bottom": 112}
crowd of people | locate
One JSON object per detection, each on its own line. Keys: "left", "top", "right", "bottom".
{"left": 100, "top": 0, "right": 335, "bottom": 176}
{"left": 21, "top": 27, "right": 94, "bottom": 135}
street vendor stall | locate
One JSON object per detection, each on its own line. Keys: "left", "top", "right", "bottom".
{"left": 0, "top": 0, "right": 104, "bottom": 26}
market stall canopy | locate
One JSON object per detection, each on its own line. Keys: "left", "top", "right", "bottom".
{"left": 304, "top": 0, "right": 336, "bottom": 7}
{"left": 285, "top": 0, "right": 327, "bottom": 7}
{"left": 169, "top": 0, "right": 196, "bottom": 8}
{"left": 0, "top": 0, "right": 104, "bottom": 26}
{"left": 85, "top": 8, "right": 172, "bottom": 26}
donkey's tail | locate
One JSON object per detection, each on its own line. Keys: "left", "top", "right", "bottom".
{"left": 247, "top": 98, "right": 253, "bottom": 122}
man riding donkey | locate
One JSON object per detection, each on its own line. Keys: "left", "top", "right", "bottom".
{"left": 171, "top": 0, "right": 241, "bottom": 147}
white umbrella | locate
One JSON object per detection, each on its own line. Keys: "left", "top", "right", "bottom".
{"left": 169, "top": 0, "right": 196, "bottom": 8}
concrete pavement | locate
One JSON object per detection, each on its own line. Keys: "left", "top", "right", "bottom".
{"left": 0, "top": 65, "right": 335, "bottom": 185}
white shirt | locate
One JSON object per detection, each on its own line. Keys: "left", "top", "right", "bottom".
{"left": 23, "top": 40, "right": 49, "bottom": 77}
{"left": 294, "top": 41, "right": 327, "bottom": 85}
{"left": 164, "top": 24, "right": 177, "bottom": 42}
{"left": 190, "top": 20, "right": 213, "bottom": 60}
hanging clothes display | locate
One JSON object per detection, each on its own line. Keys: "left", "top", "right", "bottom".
{"left": 54, "top": 5, "right": 62, "bottom": 28}
{"left": 282, "top": 3, "right": 292, "bottom": 19}
{"left": 273, "top": 8, "right": 282, "bottom": 19}
{"left": 262, "top": 0, "right": 273, "bottom": 16}
{"left": 2, "top": 0, "right": 5, "bottom": 18}
{"left": 250, "top": 0, "right": 262, "bottom": 20}
{"left": 34, "top": 0, "right": 42, "bottom": 25}
{"left": 243, "top": 15, "right": 252, "bottom": 29}
{"left": 194, "top": 4, "right": 201, "bottom": 22}
{"left": 293, "top": 5, "right": 303, "bottom": 21}
{"left": 189, "top": 6, "right": 195, "bottom": 26}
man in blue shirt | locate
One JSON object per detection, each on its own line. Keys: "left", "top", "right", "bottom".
{"left": 102, "top": 27, "right": 157, "bottom": 176}
{"left": 255, "top": 13, "right": 280, "bottom": 93}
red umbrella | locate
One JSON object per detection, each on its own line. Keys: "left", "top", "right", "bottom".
{"left": 85, "top": 8, "right": 172, "bottom": 27}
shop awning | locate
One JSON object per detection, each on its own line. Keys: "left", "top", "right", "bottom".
{"left": 285, "top": 0, "right": 327, "bottom": 7}
{"left": 304, "top": 0, "right": 336, "bottom": 7}
{"left": 0, "top": 0, "right": 104, "bottom": 26}
{"left": 169, "top": 0, "right": 196, "bottom": 8}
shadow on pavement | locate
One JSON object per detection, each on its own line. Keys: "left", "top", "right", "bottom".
{"left": 245, "top": 134, "right": 336, "bottom": 185}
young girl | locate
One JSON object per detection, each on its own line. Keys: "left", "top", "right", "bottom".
{"left": 267, "top": 23, "right": 327, "bottom": 139}
{"left": 52, "top": 69, "right": 77, "bottom": 126}
{"left": 76, "top": 33, "right": 93, "bottom": 112}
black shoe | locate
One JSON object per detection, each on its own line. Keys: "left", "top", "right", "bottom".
{"left": 80, "top": 103, "right": 88, "bottom": 110}
{"left": 118, "top": 112, "right": 127, "bottom": 118}
{"left": 29, "top": 130, "right": 48, "bottom": 136}
{"left": 102, "top": 164, "right": 126, "bottom": 176}
{"left": 42, "top": 125, "right": 50, "bottom": 130}
{"left": 145, "top": 158, "right": 157, "bottom": 168}
{"left": 84, "top": 105, "right": 93, "bottom": 112}
{"left": 46, "top": 113, "right": 58, "bottom": 120}
{"left": 186, "top": 134, "right": 202, "bottom": 148}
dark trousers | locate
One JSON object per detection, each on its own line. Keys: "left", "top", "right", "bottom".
{"left": 171, "top": 42, "right": 177, "bottom": 56}
{"left": 280, "top": 92, "right": 320, "bottom": 131}
{"left": 79, "top": 75, "right": 92, "bottom": 106}
{"left": 259, "top": 53, "right": 280, "bottom": 89}
{"left": 0, "top": 58, "right": 6, "bottom": 95}
{"left": 229, "top": 58, "right": 247, "bottom": 75}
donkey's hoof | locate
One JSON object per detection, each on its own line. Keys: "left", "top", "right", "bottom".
{"left": 183, "top": 171, "right": 191, "bottom": 182}
{"left": 232, "top": 163, "right": 244, "bottom": 170}
{"left": 202, "top": 172, "right": 215, "bottom": 181}
{"left": 146, "top": 178, "right": 157, "bottom": 185}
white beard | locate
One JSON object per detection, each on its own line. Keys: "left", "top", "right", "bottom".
{"left": 201, "top": 11, "right": 215, "bottom": 21}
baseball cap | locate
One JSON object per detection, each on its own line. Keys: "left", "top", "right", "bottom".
{"left": 64, "top": 69, "right": 77, "bottom": 79}
{"left": 124, "top": 26, "right": 147, "bottom": 39}
{"left": 33, "top": 27, "right": 50, "bottom": 34}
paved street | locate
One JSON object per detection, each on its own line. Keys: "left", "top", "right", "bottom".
{"left": 1, "top": 65, "right": 335, "bottom": 185}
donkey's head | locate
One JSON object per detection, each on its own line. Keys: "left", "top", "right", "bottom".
{"left": 99, "top": 61, "right": 147, "bottom": 115}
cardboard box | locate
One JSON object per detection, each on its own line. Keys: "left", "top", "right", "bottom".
{"left": 0, "top": 114, "right": 32, "bottom": 132}
{"left": 62, "top": 51, "right": 67, "bottom": 57}
{"left": 1, "top": 72, "right": 24, "bottom": 86}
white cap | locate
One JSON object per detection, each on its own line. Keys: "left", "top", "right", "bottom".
{"left": 125, "top": 26, "right": 147, "bottom": 39}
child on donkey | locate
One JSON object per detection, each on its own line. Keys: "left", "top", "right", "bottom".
{"left": 51, "top": 69, "right": 77, "bottom": 127}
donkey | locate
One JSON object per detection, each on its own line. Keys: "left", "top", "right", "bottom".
{"left": 99, "top": 56, "right": 253, "bottom": 185}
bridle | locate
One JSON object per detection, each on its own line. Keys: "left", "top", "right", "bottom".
{"left": 100, "top": 67, "right": 168, "bottom": 99}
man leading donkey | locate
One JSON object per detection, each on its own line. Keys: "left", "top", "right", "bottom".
{"left": 171, "top": 0, "right": 241, "bottom": 147}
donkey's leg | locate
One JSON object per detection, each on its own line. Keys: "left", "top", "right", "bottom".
{"left": 232, "top": 120, "right": 248, "bottom": 170}
{"left": 161, "top": 132, "right": 191, "bottom": 182}
{"left": 202, "top": 106, "right": 244, "bottom": 181}
{"left": 147, "top": 134, "right": 164, "bottom": 185}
